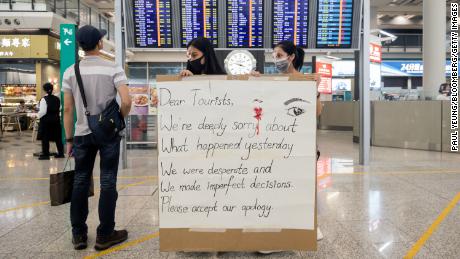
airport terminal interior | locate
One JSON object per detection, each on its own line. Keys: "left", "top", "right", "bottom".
{"left": 0, "top": 0, "right": 459, "bottom": 258}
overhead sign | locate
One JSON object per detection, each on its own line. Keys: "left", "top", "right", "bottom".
{"left": 331, "top": 60, "right": 452, "bottom": 77}
{"left": 316, "top": 0, "right": 354, "bottom": 48}
{"left": 0, "top": 35, "right": 49, "bottom": 58}
{"left": 226, "top": 0, "right": 264, "bottom": 48}
{"left": 272, "top": 0, "right": 310, "bottom": 48}
{"left": 381, "top": 61, "right": 452, "bottom": 77}
{"left": 180, "top": 0, "right": 219, "bottom": 47}
{"left": 316, "top": 61, "right": 333, "bottom": 94}
{"left": 369, "top": 43, "right": 382, "bottom": 63}
{"left": 60, "top": 24, "right": 77, "bottom": 143}
{"left": 133, "top": 0, "right": 173, "bottom": 48}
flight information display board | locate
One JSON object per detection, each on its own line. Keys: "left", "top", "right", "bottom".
{"left": 180, "top": 0, "right": 219, "bottom": 47}
{"left": 272, "top": 0, "right": 309, "bottom": 47}
{"left": 316, "top": 0, "right": 354, "bottom": 48}
{"left": 133, "top": 0, "right": 173, "bottom": 48}
{"left": 226, "top": 0, "right": 264, "bottom": 48}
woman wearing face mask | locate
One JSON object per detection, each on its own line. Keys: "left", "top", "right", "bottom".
{"left": 272, "top": 40, "right": 322, "bottom": 117}
{"left": 258, "top": 42, "right": 323, "bottom": 255}
{"left": 272, "top": 40, "right": 306, "bottom": 75}
{"left": 179, "top": 37, "right": 225, "bottom": 76}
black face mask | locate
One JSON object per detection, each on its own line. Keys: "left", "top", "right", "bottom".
{"left": 187, "top": 56, "right": 205, "bottom": 75}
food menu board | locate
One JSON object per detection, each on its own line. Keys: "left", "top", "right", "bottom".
{"left": 180, "top": 0, "right": 219, "bottom": 47}
{"left": 133, "top": 0, "right": 173, "bottom": 48}
{"left": 272, "top": 0, "right": 309, "bottom": 47}
{"left": 226, "top": 0, "right": 264, "bottom": 48}
{"left": 129, "top": 85, "right": 150, "bottom": 115}
{"left": 316, "top": 0, "right": 354, "bottom": 48}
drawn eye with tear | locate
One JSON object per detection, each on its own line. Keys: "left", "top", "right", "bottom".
{"left": 284, "top": 98, "right": 310, "bottom": 117}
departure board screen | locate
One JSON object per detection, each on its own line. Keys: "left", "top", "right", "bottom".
{"left": 272, "top": 0, "right": 309, "bottom": 48}
{"left": 133, "top": 0, "right": 173, "bottom": 48}
{"left": 180, "top": 0, "right": 219, "bottom": 47}
{"left": 226, "top": 0, "right": 264, "bottom": 48}
{"left": 316, "top": 0, "right": 354, "bottom": 48}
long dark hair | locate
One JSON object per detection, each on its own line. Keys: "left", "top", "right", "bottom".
{"left": 274, "top": 41, "right": 305, "bottom": 71}
{"left": 186, "top": 37, "right": 224, "bottom": 75}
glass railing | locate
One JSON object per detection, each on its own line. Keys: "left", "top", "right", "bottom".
{"left": 382, "top": 34, "right": 423, "bottom": 50}
{"left": 381, "top": 34, "right": 451, "bottom": 52}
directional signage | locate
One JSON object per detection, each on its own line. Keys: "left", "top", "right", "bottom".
{"left": 60, "top": 24, "right": 77, "bottom": 144}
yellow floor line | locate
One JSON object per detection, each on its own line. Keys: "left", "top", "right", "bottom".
{"left": 0, "top": 179, "right": 155, "bottom": 215}
{"left": 0, "top": 201, "right": 50, "bottom": 214}
{"left": 84, "top": 232, "right": 160, "bottom": 259}
{"left": 404, "top": 191, "right": 460, "bottom": 259}
{"left": 0, "top": 175, "right": 157, "bottom": 182}
{"left": 117, "top": 179, "right": 153, "bottom": 191}
{"left": 341, "top": 169, "right": 460, "bottom": 176}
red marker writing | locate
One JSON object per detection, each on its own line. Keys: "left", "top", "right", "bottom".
{"left": 254, "top": 107, "right": 263, "bottom": 135}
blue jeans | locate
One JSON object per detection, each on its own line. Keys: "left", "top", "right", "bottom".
{"left": 70, "top": 134, "right": 121, "bottom": 237}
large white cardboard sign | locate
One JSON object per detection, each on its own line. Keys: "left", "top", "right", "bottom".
{"left": 157, "top": 79, "right": 317, "bottom": 230}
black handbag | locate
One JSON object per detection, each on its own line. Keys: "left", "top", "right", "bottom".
{"left": 49, "top": 158, "right": 94, "bottom": 206}
{"left": 74, "top": 60, "right": 125, "bottom": 143}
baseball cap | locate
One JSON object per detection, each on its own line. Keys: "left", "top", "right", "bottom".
{"left": 76, "top": 25, "right": 107, "bottom": 51}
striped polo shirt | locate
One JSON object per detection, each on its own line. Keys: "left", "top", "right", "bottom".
{"left": 62, "top": 55, "right": 128, "bottom": 136}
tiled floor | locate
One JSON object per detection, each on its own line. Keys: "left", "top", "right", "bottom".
{"left": 0, "top": 130, "right": 459, "bottom": 258}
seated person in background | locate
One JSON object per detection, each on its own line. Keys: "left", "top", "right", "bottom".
{"left": 179, "top": 37, "right": 225, "bottom": 76}
{"left": 15, "top": 100, "right": 28, "bottom": 130}
{"left": 436, "top": 83, "right": 451, "bottom": 100}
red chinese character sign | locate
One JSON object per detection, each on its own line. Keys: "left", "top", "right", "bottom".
{"left": 316, "top": 61, "right": 333, "bottom": 94}
{"left": 369, "top": 43, "right": 382, "bottom": 63}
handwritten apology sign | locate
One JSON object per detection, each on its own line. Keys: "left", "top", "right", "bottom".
{"left": 157, "top": 79, "right": 317, "bottom": 230}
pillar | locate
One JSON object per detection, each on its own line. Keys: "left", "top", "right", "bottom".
{"left": 370, "top": 6, "right": 378, "bottom": 30}
{"left": 423, "top": 0, "right": 447, "bottom": 100}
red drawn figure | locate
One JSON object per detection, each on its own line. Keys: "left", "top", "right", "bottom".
{"left": 254, "top": 106, "right": 263, "bottom": 135}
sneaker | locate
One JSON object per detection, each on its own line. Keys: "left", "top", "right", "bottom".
{"left": 38, "top": 155, "right": 50, "bottom": 160}
{"left": 95, "top": 230, "right": 128, "bottom": 251}
{"left": 72, "top": 234, "right": 88, "bottom": 250}
{"left": 54, "top": 154, "right": 65, "bottom": 158}
{"left": 317, "top": 227, "right": 324, "bottom": 241}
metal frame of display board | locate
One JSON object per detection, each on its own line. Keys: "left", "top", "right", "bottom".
{"left": 124, "top": 0, "right": 362, "bottom": 51}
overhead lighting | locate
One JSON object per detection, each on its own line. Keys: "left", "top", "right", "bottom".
{"left": 370, "top": 29, "right": 398, "bottom": 43}
{"left": 323, "top": 52, "right": 342, "bottom": 61}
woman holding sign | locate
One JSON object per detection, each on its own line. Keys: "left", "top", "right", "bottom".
{"left": 252, "top": 41, "right": 322, "bottom": 117}
{"left": 179, "top": 37, "right": 225, "bottom": 76}
{"left": 255, "top": 42, "right": 323, "bottom": 256}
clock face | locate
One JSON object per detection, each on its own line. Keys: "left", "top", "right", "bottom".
{"left": 225, "top": 50, "right": 256, "bottom": 75}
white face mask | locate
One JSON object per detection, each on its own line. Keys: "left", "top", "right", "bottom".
{"left": 274, "top": 57, "right": 291, "bottom": 73}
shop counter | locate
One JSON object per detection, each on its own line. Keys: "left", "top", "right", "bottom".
{"left": 349, "top": 101, "right": 456, "bottom": 153}
{"left": 372, "top": 101, "right": 442, "bottom": 151}
{"left": 319, "top": 101, "right": 354, "bottom": 130}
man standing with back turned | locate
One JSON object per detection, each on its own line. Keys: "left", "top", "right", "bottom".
{"left": 62, "top": 25, "right": 132, "bottom": 251}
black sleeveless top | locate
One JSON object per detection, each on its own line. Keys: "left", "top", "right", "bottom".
{"left": 42, "top": 95, "right": 60, "bottom": 122}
